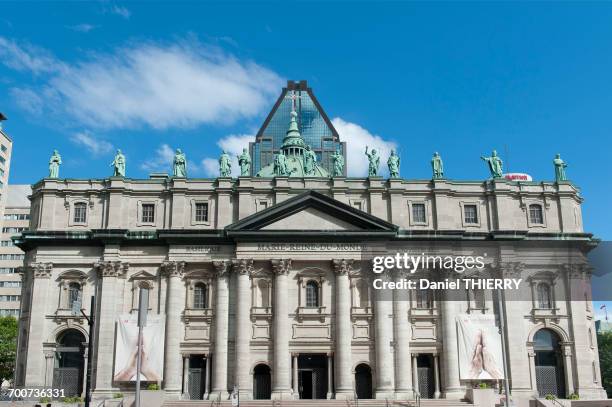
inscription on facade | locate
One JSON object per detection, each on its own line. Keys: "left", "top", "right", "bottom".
{"left": 256, "top": 243, "right": 362, "bottom": 252}
{"left": 185, "top": 246, "right": 221, "bottom": 253}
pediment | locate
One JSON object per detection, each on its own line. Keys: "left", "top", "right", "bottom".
{"left": 226, "top": 190, "right": 397, "bottom": 236}
{"left": 129, "top": 270, "right": 156, "bottom": 280}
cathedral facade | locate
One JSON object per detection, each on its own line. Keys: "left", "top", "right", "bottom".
{"left": 14, "top": 81, "right": 607, "bottom": 403}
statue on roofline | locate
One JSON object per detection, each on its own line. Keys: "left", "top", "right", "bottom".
{"left": 480, "top": 150, "right": 503, "bottom": 178}
{"left": 431, "top": 152, "right": 444, "bottom": 179}
{"left": 48, "top": 149, "right": 62, "bottom": 178}
{"left": 387, "top": 150, "right": 400, "bottom": 178}
{"left": 219, "top": 151, "right": 231, "bottom": 177}
{"left": 173, "top": 148, "right": 187, "bottom": 177}
{"left": 237, "top": 148, "right": 251, "bottom": 176}
{"left": 331, "top": 149, "right": 344, "bottom": 177}
{"left": 111, "top": 149, "right": 126, "bottom": 177}
{"left": 365, "top": 146, "right": 380, "bottom": 177}
{"left": 553, "top": 154, "right": 568, "bottom": 182}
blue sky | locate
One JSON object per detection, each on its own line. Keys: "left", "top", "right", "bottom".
{"left": 1, "top": 2, "right": 611, "bottom": 309}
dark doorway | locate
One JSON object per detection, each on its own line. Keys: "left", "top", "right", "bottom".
{"left": 253, "top": 364, "right": 272, "bottom": 400}
{"left": 188, "top": 355, "right": 206, "bottom": 400}
{"left": 354, "top": 363, "right": 372, "bottom": 399}
{"left": 53, "top": 330, "right": 85, "bottom": 397}
{"left": 298, "top": 354, "right": 328, "bottom": 399}
{"left": 417, "top": 354, "right": 435, "bottom": 399}
{"left": 534, "top": 329, "right": 566, "bottom": 397}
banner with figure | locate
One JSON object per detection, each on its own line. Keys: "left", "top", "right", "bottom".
{"left": 456, "top": 314, "right": 504, "bottom": 380}
{"left": 113, "top": 314, "right": 166, "bottom": 382}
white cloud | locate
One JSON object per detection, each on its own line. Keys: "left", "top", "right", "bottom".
{"left": 10, "top": 88, "right": 44, "bottom": 115}
{"left": 107, "top": 5, "right": 131, "bottom": 19}
{"left": 0, "top": 37, "right": 63, "bottom": 74}
{"left": 68, "top": 24, "right": 98, "bottom": 33}
{"left": 331, "top": 117, "right": 397, "bottom": 177}
{"left": 202, "top": 157, "right": 219, "bottom": 177}
{"left": 71, "top": 131, "right": 114, "bottom": 155}
{"left": 140, "top": 144, "right": 175, "bottom": 173}
{"left": 0, "top": 37, "right": 284, "bottom": 130}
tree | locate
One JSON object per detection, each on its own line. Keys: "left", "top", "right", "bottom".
{"left": 598, "top": 331, "right": 612, "bottom": 398}
{"left": 0, "top": 316, "right": 18, "bottom": 381}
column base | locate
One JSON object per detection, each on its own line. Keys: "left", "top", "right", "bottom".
{"left": 237, "top": 390, "right": 253, "bottom": 400}
{"left": 271, "top": 389, "right": 294, "bottom": 400}
{"left": 442, "top": 387, "right": 466, "bottom": 399}
{"left": 208, "top": 390, "right": 229, "bottom": 401}
{"left": 575, "top": 387, "right": 608, "bottom": 399}
{"left": 394, "top": 390, "right": 414, "bottom": 399}
{"left": 375, "top": 389, "right": 395, "bottom": 399}
{"left": 334, "top": 389, "right": 354, "bottom": 400}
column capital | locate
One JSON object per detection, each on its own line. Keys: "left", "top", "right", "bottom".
{"left": 332, "top": 259, "right": 353, "bottom": 275}
{"left": 95, "top": 261, "right": 128, "bottom": 278}
{"left": 213, "top": 260, "right": 231, "bottom": 277}
{"left": 271, "top": 259, "right": 292, "bottom": 276}
{"left": 162, "top": 260, "right": 186, "bottom": 278}
{"left": 232, "top": 258, "right": 254, "bottom": 275}
{"left": 31, "top": 262, "right": 53, "bottom": 279}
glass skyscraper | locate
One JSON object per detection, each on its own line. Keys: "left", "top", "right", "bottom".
{"left": 250, "top": 80, "right": 347, "bottom": 176}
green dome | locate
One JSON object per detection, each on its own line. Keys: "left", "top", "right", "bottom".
{"left": 256, "top": 155, "right": 330, "bottom": 178}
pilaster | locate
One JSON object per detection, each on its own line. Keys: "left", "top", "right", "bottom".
{"left": 332, "top": 259, "right": 353, "bottom": 399}
{"left": 271, "top": 259, "right": 292, "bottom": 400}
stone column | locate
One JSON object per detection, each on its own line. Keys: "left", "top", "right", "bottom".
{"left": 393, "top": 273, "right": 412, "bottom": 398}
{"left": 163, "top": 261, "right": 186, "bottom": 399}
{"left": 24, "top": 263, "right": 53, "bottom": 388}
{"left": 433, "top": 354, "right": 441, "bottom": 399}
{"left": 44, "top": 350, "right": 54, "bottom": 387}
{"left": 374, "top": 274, "right": 394, "bottom": 399}
{"left": 233, "top": 259, "right": 253, "bottom": 399}
{"left": 81, "top": 346, "right": 89, "bottom": 399}
{"left": 333, "top": 259, "right": 353, "bottom": 399}
{"left": 412, "top": 354, "right": 419, "bottom": 394}
{"left": 527, "top": 349, "right": 538, "bottom": 393}
{"left": 182, "top": 355, "right": 189, "bottom": 399}
{"left": 292, "top": 353, "right": 299, "bottom": 396}
{"left": 93, "top": 261, "right": 127, "bottom": 396}
{"left": 211, "top": 261, "right": 230, "bottom": 399}
{"left": 271, "top": 259, "right": 292, "bottom": 399}
{"left": 440, "top": 280, "right": 463, "bottom": 399}
{"left": 205, "top": 354, "right": 211, "bottom": 399}
{"left": 563, "top": 344, "right": 575, "bottom": 396}
{"left": 327, "top": 353, "right": 333, "bottom": 399}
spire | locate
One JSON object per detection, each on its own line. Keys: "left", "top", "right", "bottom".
{"left": 281, "top": 105, "right": 305, "bottom": 156}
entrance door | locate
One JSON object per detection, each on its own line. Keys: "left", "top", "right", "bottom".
{"left": 534, "top": 329, "right": 566, "bottom": 397}
{"left": 417, "top": 354, "right": 435, "bottom": 399}
{"left": 53, "top": 330, "right": 85, "bottom": 397}
{"left": 188, "top": 356, "right": 206, "bottom": 400}
{"left": 355, "top": 364, "right": 373, "bottom": 399}
{"left": 297, "top": 354, "right": 328, "bottom": 399}
{"left": 253, "top": 364, "right": 271, "bottom": 399}
{"left": 299, "top": 370, "right": 313, "bottom": 399}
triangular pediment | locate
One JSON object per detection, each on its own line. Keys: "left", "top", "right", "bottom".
{"left": 226, "top": 191, "right": 397, "bottom": 236}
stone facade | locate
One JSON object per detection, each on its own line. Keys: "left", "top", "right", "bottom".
{"left": 14, "top": 175, "right": 607, "bottom": 402}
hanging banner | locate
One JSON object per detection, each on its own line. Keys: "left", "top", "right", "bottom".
{"left": 113, "top": 313, "right": 166, "bottom": 382}
{"left": 456, "top": 314, "right": 504, "bottom": 380}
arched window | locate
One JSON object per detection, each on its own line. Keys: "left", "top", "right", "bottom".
{"left": 305, "top": 281, "right": 320, "bottom": 308}
{"left": 529, "top": 204, "right": 544, "bottom": 224}
{"left": 68, "top": 282, "right": 81, "bottom": 311}
{"left": 537, "top": 283, "right": 552, "bottom": 309}
{"left": 193, "top": 283, "right": 208, "bottom": 309}
{"left": 416, "top": 289, "right": 432, "bottom": 309}
{"left": 73, "top": 202, "right": 87, "bottom": 224}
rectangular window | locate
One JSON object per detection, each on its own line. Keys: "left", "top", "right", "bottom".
{"left": 412, "top": 203, "right": 426, "bottom": 223}
{"left": 0, "top": 156, "right": 5, "bottom": 164}
{"left": 352, "top": 201, "right": 362, "bottom": 211}
{"left": 0, "top": 240, "right": 13, "bottom": 247}
{"left": 73, "top": 203, "right": 87, "bottom": 224}
{"left": 0, "top": 145, "right": 6, "bottom": 153}
{"left": 0, "top": 254, "right": 24, "bottom": 260}
{"left": 0, "top": 268, "right": 16, "bottom": 274}
{"left": 195, "top": 202, "right": 209, "bottom": 222}
{"left": 0, "top": 295, "right": 20, "bottom": 302}
{"left": 0, "top": 169, "right": 4, "bottom": 178}
{"left": 0, "top": 282, "right": 21, "bottom": 288}
{"left": 2, "top": 227, "right": 26, "bottom": 233}
{"left": 141, "top": 204, "right": 155, "bottom": 223}
{"left": 464, "top": 205, "right": 478, "bottom": 224}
